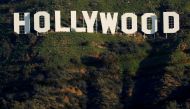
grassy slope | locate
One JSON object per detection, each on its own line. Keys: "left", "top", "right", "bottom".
{"left": 34, "top": 33, "right": 149, "bottom": 76}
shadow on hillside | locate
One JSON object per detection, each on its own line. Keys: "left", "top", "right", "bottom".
{"left": 123, "top": 38, "right": 181, "bottom": 109}
{"left": 158, "top": 83, "right": 190, "bottom": 108}
{"left": 85, "top": 70, "right": 102, "bottom": 109}
{"left": 81, "top": 56, "right": 102, "bottom": 68}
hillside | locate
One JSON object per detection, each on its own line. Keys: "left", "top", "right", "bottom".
{"left": 1, "top": 0, "right": 190, "bottom": 109}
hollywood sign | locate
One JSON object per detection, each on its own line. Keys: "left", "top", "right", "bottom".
{"left": 14, "top": 11, "right": 180, "bottom": 35}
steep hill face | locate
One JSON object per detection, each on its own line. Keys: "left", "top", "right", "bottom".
{"left": 1, "top": 0, "right": 190, "bottom": 109}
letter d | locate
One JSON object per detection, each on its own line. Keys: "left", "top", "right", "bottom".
{"left": 163, "top": 12, "right": 180, "bottom": 33}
